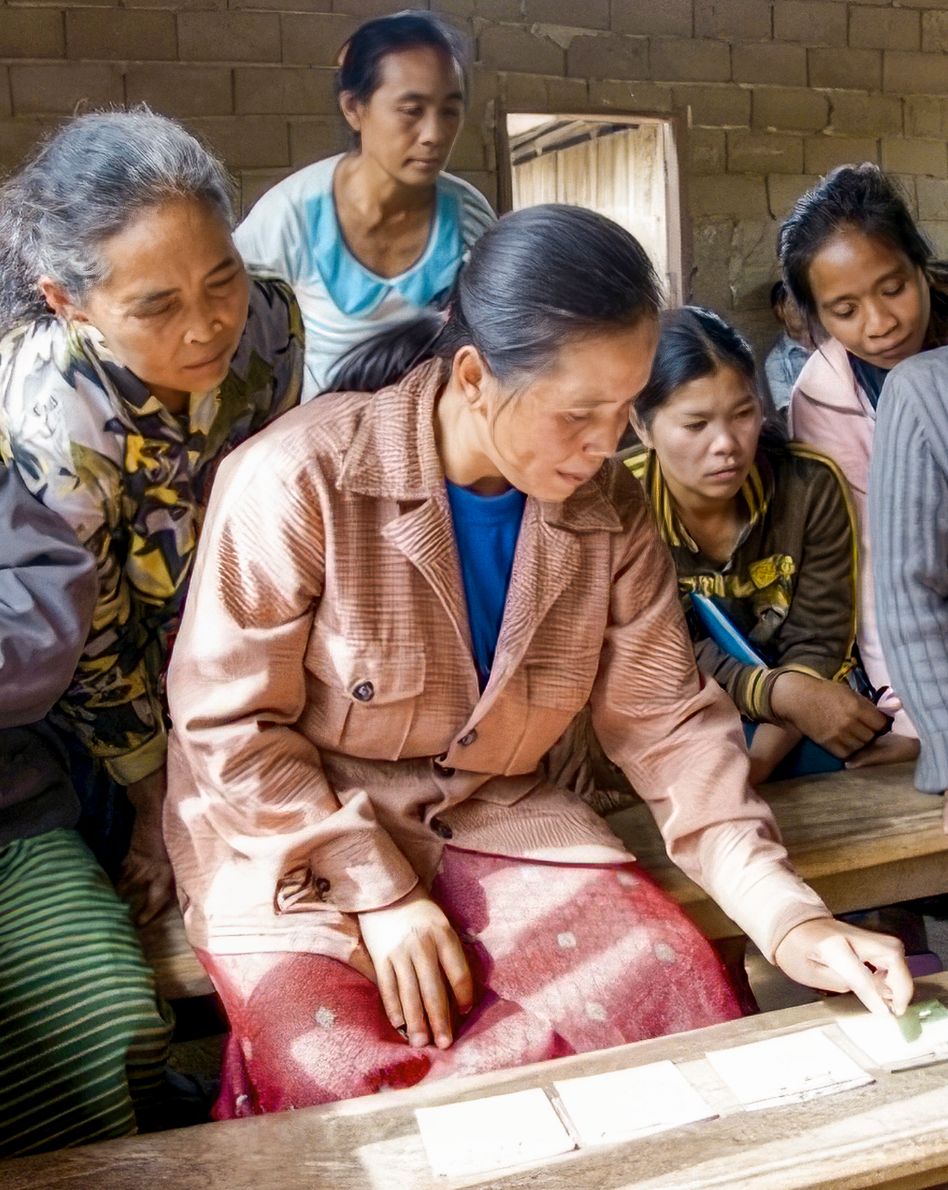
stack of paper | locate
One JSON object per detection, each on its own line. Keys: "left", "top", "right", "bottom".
{"left": 835, "top": 999, "right": 948, "bottom": 1070}
{"left": 705, "top": 1028, "right": 874, "bottom": 1110}
{"left": 553, "top": 1060, "right": 716, "bottom": 1146}
{"left": 415, "top": 1088, "right": 575, "bottom": 1177}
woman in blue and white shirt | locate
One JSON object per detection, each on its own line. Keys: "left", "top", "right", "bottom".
{"left": 236, "top": 11, "right": 496, "bottom": 400}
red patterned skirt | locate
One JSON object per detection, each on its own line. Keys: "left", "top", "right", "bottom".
{"left": 199, "top": 848, "right": 742, "bottom": 1118}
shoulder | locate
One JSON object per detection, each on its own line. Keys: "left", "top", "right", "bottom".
{"left": 773, "top": 442, "right": 856, "bottom": 527}
{"left": 879, "top": 346, "right": 948, "bottom": 426}
{"left": 214, "top": 387, "right": 375, "bottom": 498}
{"left": 244, "top": 276, "right": 302, "bottom": 335}
{"left": 617, "top": 444, "right": 649, "bottom": 483}
{"left": 438, "top": 170, "right": 496, "bottom": 239}
{"left": 240, "top": 157, "right": 339, "bottom": 221}
{"left": 0, "top": 320, "right": 116, "bottom": 451}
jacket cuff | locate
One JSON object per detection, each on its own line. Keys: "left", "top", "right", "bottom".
{"left": 758, "top": 663, "right": 824, "bottom": 725}
{"left": 105, "top": 732, "right": 168, "bottom": 786}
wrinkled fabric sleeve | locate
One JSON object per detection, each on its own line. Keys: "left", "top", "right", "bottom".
{"left": 589, "top": 484, "right": 830, "bottom": 962}
{"left": 870, "top": 356, "right": 948, "bottom": 794}
{"left": 0, "top": 462, "right": 97, "bottom": 728}
{"left": 167, "top": 432, "right": 419, "bottom": 919}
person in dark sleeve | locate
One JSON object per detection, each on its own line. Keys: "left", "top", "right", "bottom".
{"left": 0, "top": 462, "right": 173, "bottom": 1158}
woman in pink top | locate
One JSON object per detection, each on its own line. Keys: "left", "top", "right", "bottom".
{"left": 166, "top": 206, "right": 911, "bottom": 1119}
{"left": 780, "top": 164, "right": 948, "bottom": 765}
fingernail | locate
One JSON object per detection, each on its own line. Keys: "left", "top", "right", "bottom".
{"left": 436, "top": 1033, "right": 452, "bottom": 1049}
{"left": 395, "top": 1024, "right": 409, "bottom": 1040}
{"left": 410, "top": 1032, "right": 428, "bottom": 1048}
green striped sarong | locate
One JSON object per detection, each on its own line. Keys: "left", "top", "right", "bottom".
{"left": 0, "top": 828, "right": 174, "bottom": 1158}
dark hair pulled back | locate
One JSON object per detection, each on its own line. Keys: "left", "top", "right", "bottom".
{"left": 778, "top": 162, "right": 948, "bottom": 345}
{"left": 634, "top": 306, "right": 757, "bottom": 431}
{"left": 328, "top": 203, "right": 662, "bottom": 395}
{"left": 335, "top": 9, "right": 468, "bottom": 143}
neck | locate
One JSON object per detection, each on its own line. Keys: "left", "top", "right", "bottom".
{"left": 339, "top": 152, "right": 434, "bottom": 222}
{"left": 662, "top": 468, "right": 740, "bottom": 537}
{"left": 150, "top": 385, "right": 190, "bottom": 415}
{"left": 435, "top": 378, "right": 510, "bottom": 495}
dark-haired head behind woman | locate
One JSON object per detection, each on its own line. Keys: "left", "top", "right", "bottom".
{"left": 625, "top": 305, "right": 888, "bottom": 784}
{"left": 333, "top": 202, "right": 662, "bottom": 498}
{"left": 778, "top": 163, "right": 942, "bottom": 763}
{"left": 235, "top": 9, "right": 496, "bottom": 399}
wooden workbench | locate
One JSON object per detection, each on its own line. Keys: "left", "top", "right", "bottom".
{"left": 4, "top": 973, "right": 947, "bottom": 1189}
{"left": 608, "top": 762, "right": 948, "bottom": 940}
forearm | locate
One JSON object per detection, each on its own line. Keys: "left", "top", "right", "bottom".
{"left": 748, "top": 722, "right": 803, "bottom": 784}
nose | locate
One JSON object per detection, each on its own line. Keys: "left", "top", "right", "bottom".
{"left": 418, "top": 109, "right": 448, "bottom": 148}
{"left": 865, "top": 298, "right": 898, "bottom": 339}
{"left": 583, "top": 416, "right": 626, "bottom": 457}
{"left": 183, "top": 298, "right": 222, "bottom": 346}
{"left": 710, "top": 426, "right": 740, "bottom": 456}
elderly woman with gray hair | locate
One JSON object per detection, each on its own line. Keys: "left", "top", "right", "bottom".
{"left": 0, "top": 108, "right": 304, "bottom": 931}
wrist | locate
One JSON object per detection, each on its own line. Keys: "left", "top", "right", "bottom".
{"left": 769, "top": 669, "right": 808, "bottom": 724}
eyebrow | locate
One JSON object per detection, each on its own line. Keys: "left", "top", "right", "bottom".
{"left": 821, "top": 267, "right": 907, "bottom": 307}
{"left": 396, "top": 89, "right": 464, "bottom": 103}
{"left": 127, "top": 256, "right": 239, "bottom": 308}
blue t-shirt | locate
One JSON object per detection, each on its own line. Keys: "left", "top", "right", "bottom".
{"left": 445, "top": 481, "right": 526, "bottom": 690}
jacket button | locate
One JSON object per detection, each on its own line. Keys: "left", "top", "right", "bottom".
{"left": 430, "top": 816, "right": 453, "bottom": 839}
{"left": 458, "top": 730, "right": 477, "bottom": 747}
{"left": 315, "top": 877, "right": 331, "bottom": 899}
{"left": 352, "top": 681, "right": 375, "bottom": 702}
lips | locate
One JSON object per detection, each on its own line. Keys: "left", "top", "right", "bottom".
{"left": 872, "top": 337, "right": 911, "bottom": 362}
{"left": 558, "top": 469, "right": 596, "bottom": 485}
{"left": 184, "top": 347, "right": 228, "bottom": 371}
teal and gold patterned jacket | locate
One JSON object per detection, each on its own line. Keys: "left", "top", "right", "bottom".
{"left": 0, "top": 277, "right": 303, "bottom": 784}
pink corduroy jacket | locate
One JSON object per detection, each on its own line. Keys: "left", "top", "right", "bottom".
{"left": 789, "top": 338, "right": 914, "bottom": 737}
{"left": 164, "top": 360, "right": 830, "bottom": 967}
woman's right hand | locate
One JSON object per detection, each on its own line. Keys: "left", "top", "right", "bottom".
{"left": 770, "top": 671, "right": 888, "bottom": 758}
{"left": 357, "top": 886, "right": 473, "bottom": 1050}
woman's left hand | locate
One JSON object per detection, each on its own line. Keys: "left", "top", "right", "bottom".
{"left": 120, "top": 765, "right": 175, "bottom": 926}
{"left": 774, "top": 917, "right": 914, "bottom": 1016}
{"left": 846, "top": 731, "right": 920, "bottom": 769}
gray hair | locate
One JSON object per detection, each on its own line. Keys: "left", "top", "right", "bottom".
{"left": 0, "top": 107, "right": 236, "bottom": 334}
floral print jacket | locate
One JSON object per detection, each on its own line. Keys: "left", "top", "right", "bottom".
{"left": 0, "top": 277, "right": 303, "bottom": 784}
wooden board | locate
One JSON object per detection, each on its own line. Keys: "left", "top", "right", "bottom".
{"left": 4, "top": 974, "right": 948, "bottom": 1190}
{"left": 607, "top": 762, "right": 948, "bottom": 939}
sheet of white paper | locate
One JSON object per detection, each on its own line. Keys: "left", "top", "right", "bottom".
{"left": 835, "top": 999, "right": 948, "bottom": 1069}
{"left": 553, "top": 1059, "right": 716, "bottom": 1146}
{"left": 706, "top": 1028, "right": 873, "bottom": 1110}
{"left": 415, "top": 1088, "right": 575, "bottom": 1178}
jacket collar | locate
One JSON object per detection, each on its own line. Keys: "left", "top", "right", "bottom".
{"left": 795, "top": 337, "right": 872, "bottom": 416}
{"left": 631, "top": 446, "right": 773, "bottom": 554}
{"left": 337, "top": 357, "right": 623, "bottom": 532}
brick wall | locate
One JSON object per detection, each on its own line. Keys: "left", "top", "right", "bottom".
{"left": 1, "top": 0, "right": 946, "bottom": 352}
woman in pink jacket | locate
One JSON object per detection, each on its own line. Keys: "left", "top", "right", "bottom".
{"left": 780, "top": 164, "right": 948, "bottom": 765}
{"left": 166, "top": 205, "right": 911, "bottom": 1119}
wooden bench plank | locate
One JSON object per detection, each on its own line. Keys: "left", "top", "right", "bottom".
{"left": 142, "top": 763, "right": 946, "bottom": 999}
{"left": 4, "top": 973, "right": 947, "bottom": 1189}
{"left": 138, "top": 905, "right": 213, "bottom": 1001}
{"left": 607, "top": 762, "right": 948, "bottom": 939}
